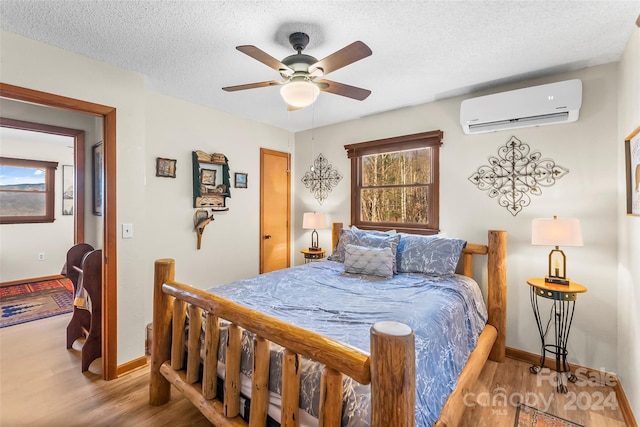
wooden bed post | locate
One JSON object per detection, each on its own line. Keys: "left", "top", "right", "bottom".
{"left": 370, "top": 321, "right": 416, "bottom": 427}
{"left": 149, "top": 258, "right": 175, "bottom": 405}
{"left": 487, "top": 230, "right": 507, "bottom": 363}
{"left": 331, "top": 222, "right": 342, "bottom": 251}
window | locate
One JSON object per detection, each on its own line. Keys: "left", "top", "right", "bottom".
{"left": 344, "top": 131, "right": 442, "bottom": 235}
{"left": 0, "top": 157, "right": 58, "bottom": 224}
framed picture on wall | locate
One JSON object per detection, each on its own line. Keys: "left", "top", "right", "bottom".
{"left": 93, "top": 142, "right": 103, "bottom": 216}
{"left": 200, "top": 168, "right": 217, "bottom": 185}
{"left": 62, "top": 164, "right": 74, "bottom": 215}
{"left": 234, "top": 172, "right": 247, "bottom": 188}
{"left": 625, "top": 125, "right": 640, "bottom": 216}
{"left": 156, "top": 157, "right": 176, "bottom": 178}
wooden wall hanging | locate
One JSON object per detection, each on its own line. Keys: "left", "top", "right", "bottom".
{"left": 192, "top": 150, "right": 230, "bottom": 210}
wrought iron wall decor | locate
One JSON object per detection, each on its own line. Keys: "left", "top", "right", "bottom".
{"left": 301, "top": 153, "right": 343, "bottom": 205}
{"left": 468, "top": 136, "right": 569, "bottom": 216}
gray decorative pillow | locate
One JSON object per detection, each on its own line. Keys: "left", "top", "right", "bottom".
{"left": 355, "top": 232, "right": 401, "bottom": 273}
{"left": 329, "top": 228, "right": 400, "bottom": 271}
{"left": 397, "top": 234, "right": 467, "bottom": 275}
{"left": 344, "top": 244, "right": 394, "bottom": 278}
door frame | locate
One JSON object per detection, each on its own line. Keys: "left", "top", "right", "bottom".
{"left": 0, "top": 83, "right": 118, "bottom": 380}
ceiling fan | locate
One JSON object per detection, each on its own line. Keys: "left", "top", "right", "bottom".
{"left": 222, "top": 32, "right": 372, "bottom": 109}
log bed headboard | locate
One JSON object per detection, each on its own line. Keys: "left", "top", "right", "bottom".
{"left": 150, "top": 224, "right": 507, "bottom": 427}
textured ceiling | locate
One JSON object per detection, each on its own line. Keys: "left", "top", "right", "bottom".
{"left": 1, "top": 1, "right": 639, "bottom": 132}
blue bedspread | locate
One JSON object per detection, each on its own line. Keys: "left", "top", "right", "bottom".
{"left": 206, "top": 259, "right": 487, "bottom": 426}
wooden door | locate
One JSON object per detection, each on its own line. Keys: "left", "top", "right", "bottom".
{"left": 260, "top": 148, "right": 290, "bottom": 273}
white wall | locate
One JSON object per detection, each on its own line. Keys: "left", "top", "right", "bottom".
{"left": 0, "top": 30, "right": 292, "bottom": 363}
{"left": 294, "top": 64, "right": 621, "bottom": 375}
{"left": 0, "top": 135, "right": 74, "bottom": 282}
{"left": 134, "top": 92, "right": 292, "bottom": 347}
{"left": 617, "top": 24, "right": 640, "bottom": 417}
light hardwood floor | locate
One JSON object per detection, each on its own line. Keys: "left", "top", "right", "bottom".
{"left": 0, "top": 314, "right": 629, "bottom": 426}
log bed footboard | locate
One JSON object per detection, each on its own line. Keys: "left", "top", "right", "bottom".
{"left": 150, "top": 260, "right": 414, "bottom": 426}
{"left": 149, "top": 228, "right": 507, "bottom": 427}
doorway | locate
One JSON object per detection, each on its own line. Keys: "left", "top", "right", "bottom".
{"left": 0, "top": 83, "right": 118, "bottom": 380}
{"left": 260, "top": 148, "right": 291, "bottom": 273}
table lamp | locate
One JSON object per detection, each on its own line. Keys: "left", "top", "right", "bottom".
{"left": 531, "top": 216, "right": 583, "bottom": 285}
{"left": 302, "top": 212, "right": 327, "bottom": 251}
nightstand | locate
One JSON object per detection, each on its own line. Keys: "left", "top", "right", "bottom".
{"left": 300, "top": 248, "right": 325, "bottom": 263}
{"left": 526, "top": 278, "right": 587, "bottom": 393}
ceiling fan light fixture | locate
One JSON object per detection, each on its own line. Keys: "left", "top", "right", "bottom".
{"left": 280, "top": 81, "right": 320, "bottom": 108}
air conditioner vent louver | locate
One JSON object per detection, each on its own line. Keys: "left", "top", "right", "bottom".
{"left": 460, "top": 80, "right": 582, "bottom": 134}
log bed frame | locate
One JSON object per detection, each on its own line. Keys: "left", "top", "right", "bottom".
{"left": 149, "top": 224, "right": 507, "bottom": 427}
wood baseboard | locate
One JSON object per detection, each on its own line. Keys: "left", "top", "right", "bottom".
{"left": 0, "top": 274, "right": 65, "bottom": 287}
{"left": 614, "top": 377, "right": 638, "bottom": 427}
{"left": 117, "top": 356, "right": 148, "bottom": 377}
{"left": 506, "top": 347, "right": 637, "bottom": 426}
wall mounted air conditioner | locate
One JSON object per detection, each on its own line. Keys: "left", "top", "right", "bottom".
{"left": 460, "top": 79, "right": 582, "bottom": 134}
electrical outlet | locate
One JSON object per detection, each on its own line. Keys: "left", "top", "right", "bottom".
{"left": 38, "top": 253, "right": 45, "bottom": 261}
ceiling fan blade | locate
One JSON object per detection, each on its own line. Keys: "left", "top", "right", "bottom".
{"left": 316, "top": 79, "right": 371, "bottom": 101}
{"left": 309, "top": 41, "right": 372, "bottom": 76}
{"left": 236, "top": 45, "right": 293, "bottom": 75}
{"left": 222, "top": 80, "right": 283, "bottom": 92}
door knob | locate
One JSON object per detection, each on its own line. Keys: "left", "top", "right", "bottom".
{"left": 264, "top": 234, "right": 272, "bottom": 239}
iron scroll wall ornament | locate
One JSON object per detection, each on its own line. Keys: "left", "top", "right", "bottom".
{"left": 468, "top": 136, "right": 569, "bottom": 216}
{"left": 301, "top": 153, "right": 343, "bottom": 205}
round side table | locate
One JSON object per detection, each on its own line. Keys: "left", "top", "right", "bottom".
{"left": 526, "top": 278, "right": 587, "bottom": 393}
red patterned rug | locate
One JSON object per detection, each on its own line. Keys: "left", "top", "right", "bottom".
{"left": 0, "top": 278, "right": 74, "bottom": 328}
{"left": 515, "top": 403, "right": 584, "bottom": 427}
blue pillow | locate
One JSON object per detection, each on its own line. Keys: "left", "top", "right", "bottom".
{"left": 329, "top": 228, "right": 401, "bottom": 274}
{"left": 344, "top": 244, "right": 394, "bottom": 278}
{"left": 328, "top": 228, "right": 359, "bottom": 262}
{"left": 396, "top": 234, "right": 467, "bottom": 275}
{"left": 350, "top": 225, "right": 397, "bottom": 236}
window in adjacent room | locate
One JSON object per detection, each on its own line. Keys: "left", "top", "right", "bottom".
{"left": 344, "top": 130, "right": 442, "bottom": 235}
{"left": 0, "top": 157, "right": 58, "bottom": 224}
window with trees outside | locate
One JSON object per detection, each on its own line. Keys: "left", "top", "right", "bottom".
{"left": 344, "top": 131, "right": 442, "bottom": 235}
{"left": 0, "top": 157, "right": 58, "bottom": 224}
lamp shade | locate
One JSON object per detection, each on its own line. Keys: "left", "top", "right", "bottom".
{"left": 280, "top": 81, "right": 320, "bottom": 108}
{"left": 531, "top": 217, "right": 583, "bottom": 247}
{"left": 302, "top": 212, "right": 327, "bottom": 230}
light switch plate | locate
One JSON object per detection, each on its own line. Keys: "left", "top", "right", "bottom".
{"left": 122, "top": 223, "right": 133, "bottom": 239}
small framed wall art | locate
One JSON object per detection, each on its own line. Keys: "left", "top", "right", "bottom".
{"left": 625, "top": 125, "right": 640, "bottom": 216}
{"left": 62, "top": 164, "right": 74, "bottom": 215}
{"left": 156, "top": 157, "right": 177, "bottom": 178}
{"left": 92, "top": 142, "right": 103, "bottom": 216}
{"left": 200, "top": 168, "right": 217, "bottom": 185}
{"left": 234, "top": 172, "right": 248, "bottom": 188}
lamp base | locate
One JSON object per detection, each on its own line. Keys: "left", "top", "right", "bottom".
{"left": 545, "top": 276, "right": 570, "bottom": 285}
{"left": 308, "top": 247, "right": 322, "bottom": 252}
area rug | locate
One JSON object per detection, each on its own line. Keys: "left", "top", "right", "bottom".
{"left": 0, "top": 278, "right": 74, "bottom": 328}
{"left": 514, "top": 403, "right": 584, "bottom": 427}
